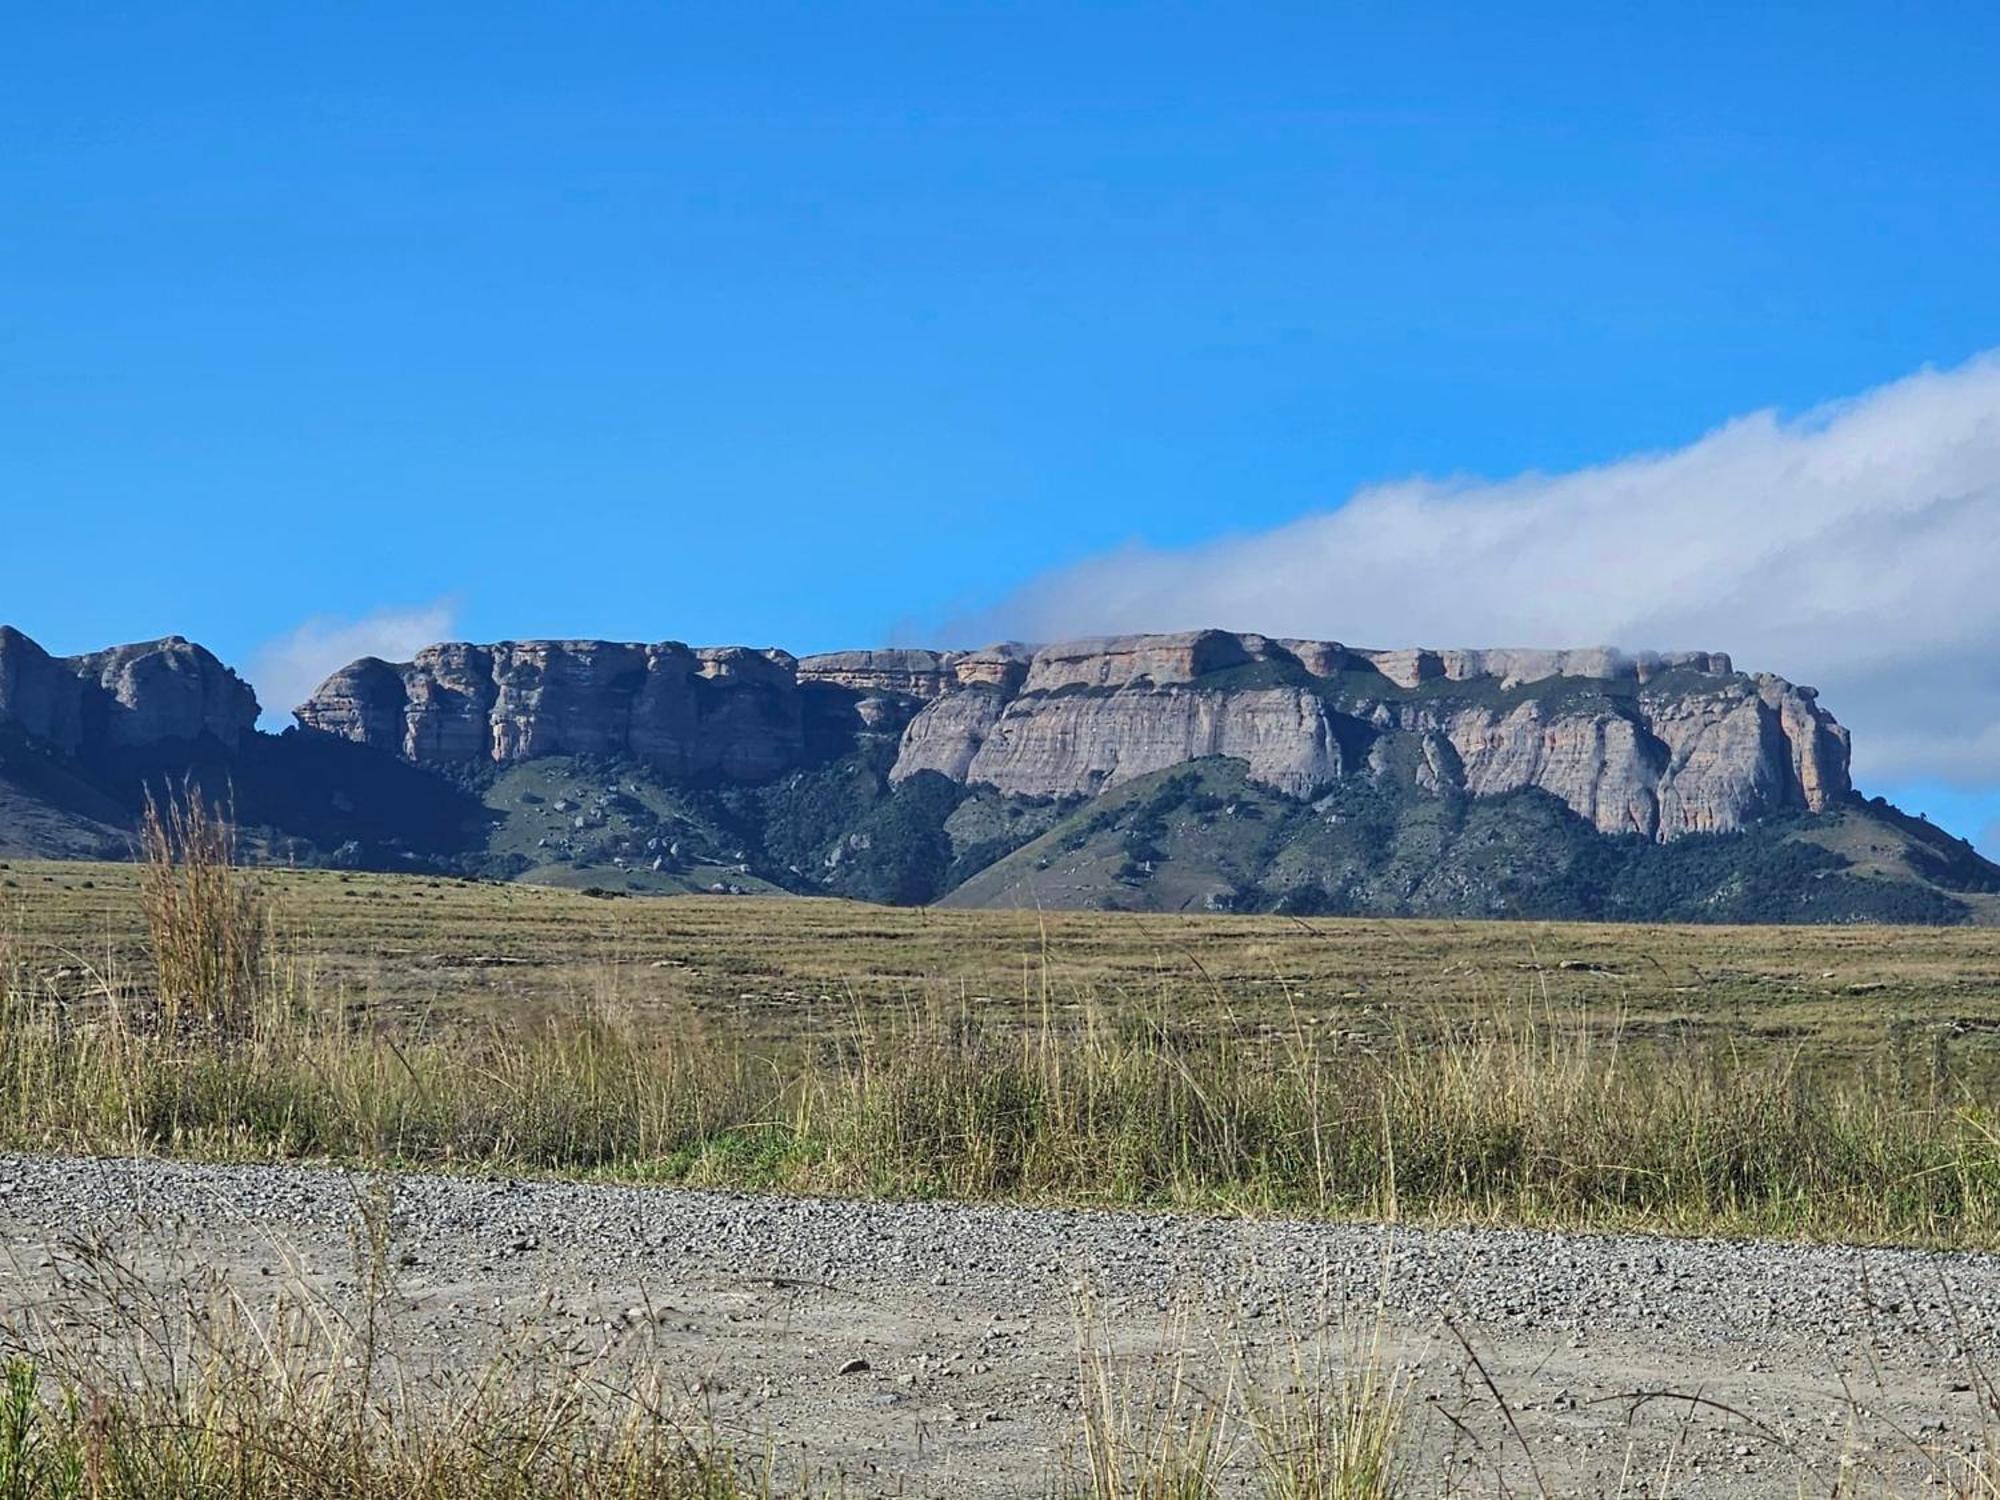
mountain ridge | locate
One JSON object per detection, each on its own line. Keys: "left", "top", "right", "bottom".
{"left": 1, "top": 621, "right": 1992, "bottom": 925}
{"left": 296, "top": 628, "right": 1850, "bottom": 843}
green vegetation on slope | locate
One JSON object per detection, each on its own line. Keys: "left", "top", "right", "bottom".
{"left": 947, "top": 758, "right": 1988, "bottom": 924}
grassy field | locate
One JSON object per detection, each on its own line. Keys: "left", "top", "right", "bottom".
{"left": 6, "top": 850, "right": 2000, "bottom": 1247}
{"left": 8, "top": 859, "right": 2000, "bottom": 1062}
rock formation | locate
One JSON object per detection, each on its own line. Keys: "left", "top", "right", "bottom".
{"left": 68, "top": 639, "right": 260, "bottom": 751}
{"left": 884, "top": 631, "right": 1847, "bottom": 840}
{"left": 795, "top": 646, "right": 1034, "bottom": 698}
{"left": 795, "top": 650, "right": 963, "bottom": 701}
{"left": 0, "top": 627, "right": 81, "bottom": 750}
{"left": 892, "top": 680, "right": 1347, "bottom": 800}
{"left": 3, "top": 623, "right": 1964, "bottom": 920}
{"left": 295, "top": 628, "right": 1851, "bottom": 842}
{"left": 0, "top": 627, "right": 257, "bottom": 756}
{"left": 298, "top": 640, "right": 804, "bottom": 782}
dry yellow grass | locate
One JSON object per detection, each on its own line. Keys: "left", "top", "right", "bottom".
{"left": 6, "top": 839, "right": 2000, "bottom": 1244}
{"left": 5, "top": 858, "right": 2000, "bottom": 1068}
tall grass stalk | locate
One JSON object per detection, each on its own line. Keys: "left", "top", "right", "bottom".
{"left": 136, "top": 786, "right": 266, "bottom": 1040}
{"left": 1069, "top": 1290, "right": 1409, "bottom": 1500}
{"left": 1250, "top": 1329, "right": 1405, "bottom": 1500}
{"left": 1072, "top": 1298, "right": 1232, "bottom": 1499}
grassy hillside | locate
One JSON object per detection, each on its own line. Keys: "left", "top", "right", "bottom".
{"left": 944, "top": 759, "right": 1999, "bottom": 924}
{"left": 450, "top": 748, "right": 2000, "bottom": 925}
{"left": 0, "top": 726, "right": 130, "bottom": 859}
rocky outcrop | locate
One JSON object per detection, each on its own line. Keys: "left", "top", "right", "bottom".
{"left": 296, "top": 628, "right": 1851, "bottom": 843}
{"left": 1018, "top": 632, "right": 1263, "bottom": 692}
{"left": 796, "top": 645, "right": 1035, "bottom": 699}
{"left": 299, "top": 641, "right": 805, "bottom": 782}
{"left": 0, "top": 627, "right": 258, "bottom": 756}
{"left": 298, "top": 640, "right": 1044, "bottom": 782}
{"left": 0, "top": 627, "right": 82, "bottom": 750}
{"left": 951, "top": 644, "right": 1035, "bottom": 693}
{"left": 948, "top": 684, "right": 1345, "bottom": 799}
{"left": 796, "top": 650, "right": 963, "bottom": 701}
{"left": 889, "top": 688, "right": 1013, "bottom": 782}
{"left": 68, "top": 639, "right": 260, "bottom": 751}
{"left": 1392, "top": 683, "right": 1802, "bottom": 840}
{"left": 887, "top": 630, "right": 1848, "bottom": 841}
{"left": 1358, "top": 646, "right": 1731, "bottom": 690}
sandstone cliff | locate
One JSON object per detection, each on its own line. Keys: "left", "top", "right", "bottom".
{"left": 0, "top": 627, "right": 258, "bottom": 757}
{"left": 884, "top": 630, "right": 1848, "bottom": 841}
{"left": 297, "top": 640, "right": 804, "bottom": 782}
{"left": 795, "top": 645, "right": 1033, "bottom": 698}
{"left": 295, "top": 629, "right": 1851, "bottom": 843}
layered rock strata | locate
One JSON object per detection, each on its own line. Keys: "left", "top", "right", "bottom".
{"left": 296, "top": 629, "right": 1851, "bottom": 841}
{"left": 795, "top": 646, "right": 1033, "bottom": 698}
{"left": 298, "top": 640, "right": 804, "bottom": 782}
{"left": 887, "top": 632, "right": 1847, "bottom": 840}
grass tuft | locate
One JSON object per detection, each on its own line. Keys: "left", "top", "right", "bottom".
{"left": 137, "top": 786, "right": 266, "bottom": 1040}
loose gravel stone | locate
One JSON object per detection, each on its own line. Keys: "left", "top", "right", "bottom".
{"left": 2, "top": 1152, "right": 1994, "bottom": 1497}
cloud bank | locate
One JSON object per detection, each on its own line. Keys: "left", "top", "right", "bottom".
{"left": 248, "top": 600, "right": 459, "bottom": 729}
{"left": 968, "top": 353, "right": 2000, "bottom": 797}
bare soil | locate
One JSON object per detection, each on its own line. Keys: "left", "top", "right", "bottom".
{"left": 2, "top": 1153, "right": 1994, "bottom": 1496}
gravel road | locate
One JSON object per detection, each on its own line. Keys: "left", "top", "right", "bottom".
{"left": 1, "top": 1152, "right": 1994, "bottom": 1496}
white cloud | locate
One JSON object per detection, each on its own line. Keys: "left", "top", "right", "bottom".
{"left": 968, "top": 352, "right": 2000, "bottom": 796}
{"left": 247, "top": 599, "right": 459, "bottom": 728}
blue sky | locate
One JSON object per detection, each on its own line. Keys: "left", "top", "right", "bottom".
{"left": 4, "top": 4, "right": 1998, "bottom": 850}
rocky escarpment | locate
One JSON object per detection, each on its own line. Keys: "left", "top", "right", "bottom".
{"left": 886, "top": 630, "right": 1849, "bottom": 842}
{"left": 3, "top": 622, "right": 1975, "bottom": 921}
{"left": 893, "top": 678, "right": 1348, "bottom": 799}
{"left": 295, "top": 641, "right": 1042, "bottom": 782}
{"left": 297, "top": 629, "right": 1850, "bottom": 845}
{"left": 890, "top": 632, "right": 1365, "bottom": 799}
{"left": 297, "top": 641, "right": 806, "bottom": 782}
{"left": 0, "top": 627, "right": 258, "bottom": 756}
{"left": 795, "top": 646, "right": 1034, "bottom": 700}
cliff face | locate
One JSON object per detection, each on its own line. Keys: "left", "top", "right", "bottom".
{"left": 0, "top": 628, "right": 82, "bottom": 750}
{"left": 68, "top": 639, "right": 260, "bottom": 751}
{"left": 885, "top": 631, "right": 1849, "bottom": 841}
{"left": 1360, "top": 676, "right": 1842, "bottom": 839}
{"left": 794, "top": 646, "right": 1033, "bottom": 699}
{"left": 296, "top": 629, "right": 1851, "bottom": 842}
{"left": 0, "top": 627, "right": 258, "bottom": 756}
{"left": 298, "top": 640, "right": 805, "bottom": 782}
{"left": 1, "top": 622, "right": 1959, "bottom": 918}
{"left": 892, "top": 682, "right": 1347, "bottom": 800}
